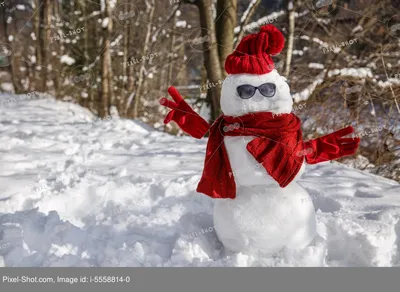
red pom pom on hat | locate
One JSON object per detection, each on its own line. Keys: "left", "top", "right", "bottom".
{"left": 225, "top": 24, "right": 285, "bottom": 75}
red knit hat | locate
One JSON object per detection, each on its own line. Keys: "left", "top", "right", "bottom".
{"left": 225, "top": 24, "right": 285, "bottom": 75}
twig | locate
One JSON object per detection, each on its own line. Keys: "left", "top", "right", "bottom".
{"left": 381, "top": 52, "right": 400, "bottom": 114}
{"left": 234, "top": 0, "right": 262, "bottom": 47}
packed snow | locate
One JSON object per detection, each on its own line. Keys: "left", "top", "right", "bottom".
{"left": 0, "top": 94, "right": 400, "bottom": 267}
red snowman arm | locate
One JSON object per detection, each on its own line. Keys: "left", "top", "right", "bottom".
{"left": 303, "top": 126, "right": 360, "bottom": 164}
{"left": 159, "top": 86, "right": 210, "bottom": 139}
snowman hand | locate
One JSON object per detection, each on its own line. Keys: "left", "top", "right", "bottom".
{"left": 303, "top": 126, "right": 360, "bottom": 164}
{"left": 159, "top": 86, "right": 210, "bottom": 139}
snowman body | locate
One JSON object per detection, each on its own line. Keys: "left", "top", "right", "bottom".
{"left": 214, "top": 70, "right": 317, "bottom": 256}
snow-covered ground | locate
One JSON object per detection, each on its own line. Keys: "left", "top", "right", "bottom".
{"left": 0, "top": 94, "right": 400, "bottom": 267}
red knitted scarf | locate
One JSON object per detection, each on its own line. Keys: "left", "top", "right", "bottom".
{"left": 196, "top": 112, "right": 304, "bottom": 199}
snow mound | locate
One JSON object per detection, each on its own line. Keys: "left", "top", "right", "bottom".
{"left": 0, "top": 95, "right": 400, "bottom": 267}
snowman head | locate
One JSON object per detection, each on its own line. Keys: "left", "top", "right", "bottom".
{"left": 221, "top": 25, "right": 293, "bottom": 116}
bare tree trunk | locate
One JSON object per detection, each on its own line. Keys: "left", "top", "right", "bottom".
{"left": 52, "top": 1, "right": 61, "bottom": 97}
{"left": 107, "top": 7, "right": 114, "bottom": 110}
{"left": 284, "top": 0, "right": 295, "bottom": 77}
{"left": 126, "top": 13, "right": 135, "bottom": 96}
{"left": 99, "top": 0, "right": 113, "bottom": 117}
{"left": 120, "top": 4, "right": 130, "bottom": 114}
{"left": 215, "top": 0, "right": 237, "bottom": 78}
{"left": 196, "top": 0, "right": 223, "bottom": 119}
{"left": 235, "top": 0, "right": 262, "bottom": 47}
{"left": 1, "top": 5, "right": 23, "bottom": 93}
{"left": 27, "top": 64, "right": 34, "bottom": 92}
{"left": 82, "top": 0, "right": 93, "bottom": 109}
{"left": 130, "top": 0, "right": 155, "bottom": 118}
{"left": 40, "top": 0, "right": 51, "bottom": 92}
{"left": 168, "top": 14, "right": 177, "bottom": 85}
{"left": 33, "top": 0, "right": 42, "bottom": 91}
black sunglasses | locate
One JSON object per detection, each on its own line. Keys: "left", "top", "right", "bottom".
{"left": 236, "top": 83, "right": 276, "bottom": 99}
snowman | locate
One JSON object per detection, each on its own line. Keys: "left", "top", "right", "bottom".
{"left": 160, "top": 24, "right": 360, "bottom": 257}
